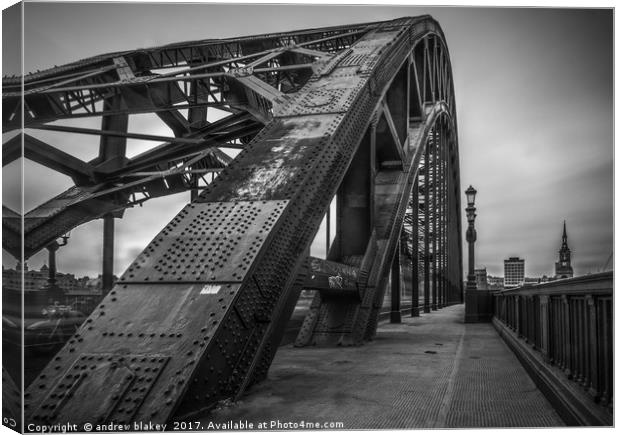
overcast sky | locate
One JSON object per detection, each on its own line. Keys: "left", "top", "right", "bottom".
{"left": 1, "top": 2, "right": 613, "bottom": 279}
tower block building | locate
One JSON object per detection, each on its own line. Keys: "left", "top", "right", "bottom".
{"left": 555, "top": 221, "right": 574, "bottom": 279}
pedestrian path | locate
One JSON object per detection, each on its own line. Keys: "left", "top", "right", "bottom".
{"left": 204, "top": 304, "right": 564, "bottom": 429}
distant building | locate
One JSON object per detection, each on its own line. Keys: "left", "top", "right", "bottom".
{"left": 487, "top": 275, "right": 504, "bottom": 290}
{"left": 474, "top": 268, "right": 488, "bottom": 290}
{"left": 3, "top": 262, "right": 49, "bottom": 291}
{"left": 555, "top": 221, "right": 574, "bottom": 279}
{"left": 2, "top": 262, "right": 107, "bottom": 294}
{"left": 3, "top": 262, "right": 109, "bottom": 315}
{"left": 504, "top": 257, "right": 525, "bottom": 288}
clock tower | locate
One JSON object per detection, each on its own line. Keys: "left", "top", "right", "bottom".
{"left": 555, "top": 221, "right": 574, "bottom": 279}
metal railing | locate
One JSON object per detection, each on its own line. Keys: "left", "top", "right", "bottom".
{"left": 493, "top": 272, "right": 613, "bottom": 409}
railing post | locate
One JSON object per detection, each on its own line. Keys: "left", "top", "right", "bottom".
{"left": 562, "top": 295, "right": 572, "bottom": 379}
{"left": 511, "top": 295, "right": 516, "bottom": 329}
{"left": 523, "top": 296, "right": 530, "bottom": 343}
{"left": 557, "top": 296, "right": 563, "bottom": 369}
{"left": 532, "top": 296, "right": 537, "bottom": 345}
{"left": 509, "top": 295, "right": 515, "bottom": 329}
{"left": 531, "top": 296, "right": 536, "bottom": 344}
{"left": 557, "top": 296, "right": 565, "bottom": 370}
{"left": 599, "top": 297, "right": 612, "bottom": 407}
{"left": 539, "top": 295, "right": 550, "bottom": 362}
{"left": 498, "top": 294, "right": 504, "bottom": 322}
{"left": 496, "top": 294, "right": 501, "bottom": 321}
{"left": 535, "top": 295, "right": 541, "bottom": 349}
{"left": 573, "top": 298, "right": 580, "bottom": 383}
{"left": 506, "top": 296, "right": 511, "bottom": 327}
{"left": 577, "top": 297, "right": 585, "bottom": 385}
{"left": 514, "top": 295, "right": 518, "bottom": 331}
{"left": 585, "top": 295, "right": 600, "bottom": 401}
{"left": 515, "top": 295, "right": 522, "bottom": 338}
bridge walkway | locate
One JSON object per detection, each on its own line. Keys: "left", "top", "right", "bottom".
{"left": 203, "top": 304, "right": 565, "bottom": 429}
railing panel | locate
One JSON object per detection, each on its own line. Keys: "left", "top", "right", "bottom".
{"left": 492, "top": 272, "right": 612, "bottom": 415}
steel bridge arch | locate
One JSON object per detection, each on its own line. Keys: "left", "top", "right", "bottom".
{"left": 295, "top": 28, "right": 463, "bottom": 348}
{"left": 14, "top": 16, "right": 463, "bottom": 426}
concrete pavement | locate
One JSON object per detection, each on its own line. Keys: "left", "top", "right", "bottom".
{"left": 204, "top": 304, "right": 564, "bottom": 429}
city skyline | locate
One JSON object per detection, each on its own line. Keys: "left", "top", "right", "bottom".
{"left": 1, "top": 223, "right": 576, "bottom": 282}
{"left": 477, "top": 220, "right": 584, "bottom": 279}
{"left": 2, "top": 3, "right": 613, "bottom": 279}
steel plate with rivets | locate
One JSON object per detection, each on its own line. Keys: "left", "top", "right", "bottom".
{"left": 26, "top": 282, "right": 244, "bottom": 425}
{"left": 120, "top": 200, "right": 288, "bottom": 283}
{"left": 32, "top": 354, "right": 169, "bottom": 425}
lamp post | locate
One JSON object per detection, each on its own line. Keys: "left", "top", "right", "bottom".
{"left": 465, "top": 186, "right": 477, "bottom": 291}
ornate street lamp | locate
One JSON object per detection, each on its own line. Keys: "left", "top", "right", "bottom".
{"left": 465, "top": 186, "right": 477, "bottom": 290}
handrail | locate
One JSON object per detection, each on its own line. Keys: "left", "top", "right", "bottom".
{"left": 497, "top": 271, "right": 612, "bottom": 296}
{"left": 493, "top": 272, "right": 613, "bottom": 414}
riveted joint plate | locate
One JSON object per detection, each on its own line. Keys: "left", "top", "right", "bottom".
{"left": 315, "top": 48, "right": 353, "bottom": 76}
{"left": 113, "top": 57, "right": 135, "bottom": 81}
{"left": 276, "top": 81, "right": 363, "bottom": 116}
{"left": 120, "top": 200, "right": 288, "bottom": 283}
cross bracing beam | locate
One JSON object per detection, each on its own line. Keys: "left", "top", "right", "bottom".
{"left": 5, "top": 21, "right": 379, "bottom": 88}
{"left": 2, "top": 144, "right": 234, "bottom": 259}
{"left": 12, "top": 63, "right": 315, "bottom": 96}
{"left": 20, "top": 16, "right": 463, "bottom": 426}
{"left": 29, "top": 124, "right": 205, "bottom": 145}
{"left": 3, "top": 134, "right": 95, "bottom": 184}
{"left": 3, "top": 22, "right": 377, "bottom": 131}
{"left": 3, "top": 111, "right": 254, "bottom": 259}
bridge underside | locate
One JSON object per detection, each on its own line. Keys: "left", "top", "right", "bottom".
{"left": 4, "top": 16, "right": 463, "bottom": 426}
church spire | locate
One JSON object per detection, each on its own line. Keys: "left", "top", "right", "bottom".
{"left": 560, "top": 220, "right": 570, "bottom": 251}
{"left": 562, "top": 220, "right": 567, "bottom": 242}
{"left": 555, "top": 220, "right": 573, "bottom": 279}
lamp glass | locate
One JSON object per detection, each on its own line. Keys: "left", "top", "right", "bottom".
{"left": 465, "top": 186, "right": 477, "bottom": 206}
